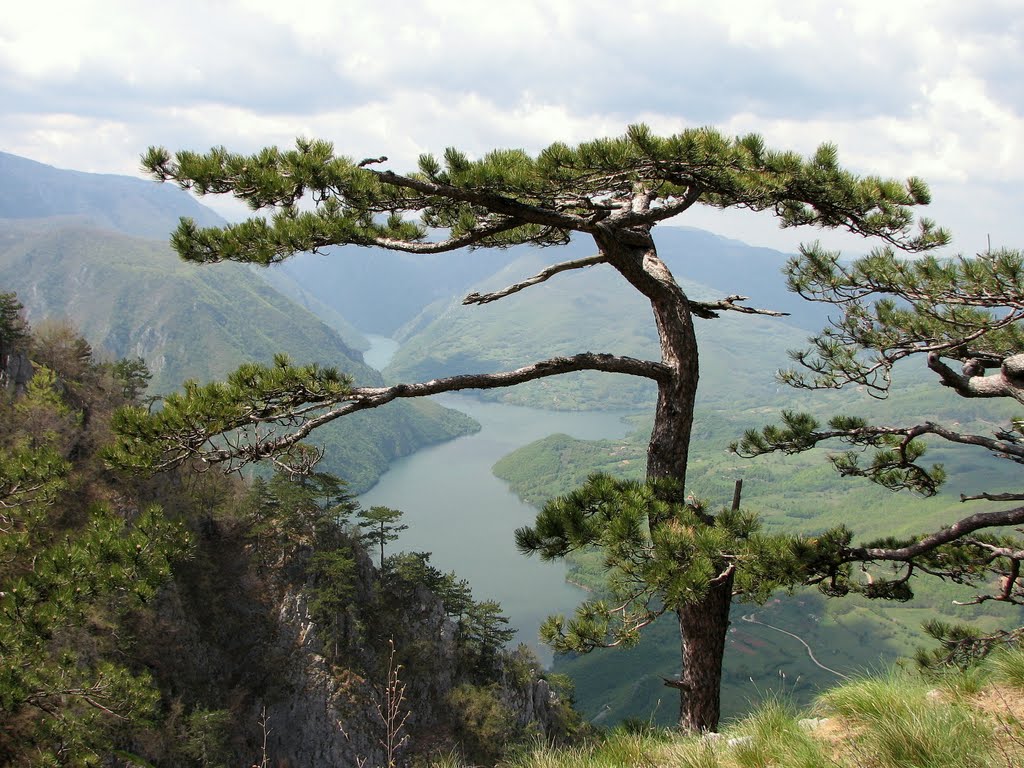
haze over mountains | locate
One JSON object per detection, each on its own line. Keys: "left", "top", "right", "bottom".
{"left": 0, "top": 149, "right": 842, "bottom": 488}
{"left": 0, "top": 151, "right": 476, "bottom": 492}
{"left": 0, "top": 151, "right": 225, "bottom": 239}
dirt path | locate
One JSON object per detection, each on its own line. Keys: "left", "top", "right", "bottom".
{"left": 741, "top": 613, "right": 850, "bottom": 680}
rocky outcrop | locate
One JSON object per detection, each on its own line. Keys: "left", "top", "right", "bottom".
{"left": 257, "top": 589, "right": 381, "bottom": 767}
{"left": 133, "top": 523, "right": 568, "bottom": 766}
{"left": 1, "top": 350, "right": 32, "bottom": 394}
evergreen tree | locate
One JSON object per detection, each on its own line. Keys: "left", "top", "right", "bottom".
{"left": 359, "top": 505, "right": 408, "bottom": 565}
{"left": 735, "top": 246, "right": 1024, "bottom": 657}
{"left": 456, "top": 599, "right": 517, "bottom": 678}
{"left": 0, "top": 354, "right": 187, "bottom": 763}
{"left": 111, "top": 126, "right": 946, "bottom": 731}
{"left": 0, "top": 291, "right": 29, "bottom": 357}
{"left": 112, "top": 356, "right": 153, "bottom": 401}
{"left": 241, "top": 467, "right": 358, "bottom": 565}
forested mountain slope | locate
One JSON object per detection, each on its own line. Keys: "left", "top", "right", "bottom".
{"left": 384, "top": 239, "right": 818, "bottom": 411}
{"left": 0, "top": 154, "right": 477, "bottom": 491}
{"left": 0, "top": 312, "right": 565, "bottom": 766}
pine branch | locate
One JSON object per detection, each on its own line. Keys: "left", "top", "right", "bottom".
{"left": 734, "top": 414, "right": 1024, "bottom": 495}
{"left": 463, "top": 254, "right": 608, "bottom": 305}
{"left": 842, "top": 505, "right": 1024, "bottom": 561}
{"left": 928, "top": 351, "right": 1024, "bottom": 403}
{"left": 372, "top": 217, "right": 524, "bottom": 254}
{"left": 689, "top": 294, "right": 789, "bottom": 319}
{"left": 374, "top": 169, "right": 592, "bottom": 232}
{"left": 110, "top": 353, "right": 669, "bottom": 474}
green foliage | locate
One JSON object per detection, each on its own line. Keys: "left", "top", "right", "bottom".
{"left": 0, "top": 224, "right": 478, "bottom": 493}
{"left": 0, "top": 290, "right": 29, "bottom": 356}
{"left": 497, "top": 395, "right": 1024, "bottom": 726}
{"left": 384, "top": 551, "right": 474, "bottom": 618}
{"left": 818, "top": 672, "right": 997, "bottom": 768}
{"left": 784, "top": 246, "right": 1024, "bottom": 393}
{"left": 988, "top": 645, "right": 1024, "bottom": 689}
{"left": 359, "top": 505, "right": 409, "bottom": 564}
{"left": 182, "top": 708, "right": 234, "bottom": 768}
{"left": 0, "top": 414, "right": 187, "bottom": 764}
{"left": 373, "top": 549, "right": 518, "bottom": 683}
{"left": 445, "top": 684, "right": 517, "bottom": 765}
{"left": 456, "top": 600, "right": 517, "bottom": 678}
{"left": 107, "top": 354, "right": 352, "bottom": 474}
{"left": 0, "top": 498, "right": 188, "bottom": 762}
{"left": 728, "top": 698, "right": 829, "bottom": 768}
{"left": 517, "top": 473, "right": 799, "bottom": 653}
{"left": 139, "top": 126, "right": 950, "bottom": 732}
{"left": 145, "top": 125, "right": 946, "bottom": 272}
{"left": 728, "top": 244, "right": 1024, "bottom": 682}
{"left": 113, "top": 356, "right": 153, "bottom": 400}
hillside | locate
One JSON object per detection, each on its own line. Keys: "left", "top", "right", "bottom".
{"left": 424, "top": 651, "right": 1024, "bottom": 767}
{"left": 0, "top": 219, "right": 373, "bottom": 392}
{"left": 0, "top": 318, "right": 564, "bottom": 766}
{"left": 274, "top": 242, "right": 521, "bottom": 335}
{"left": 383, "top": 235, "right": 819, "bottom": 411}
{"left": 492, "top": 382, "right": 1024, "bottom": 725}
{"left": 0, "top": 151, "right": 225, "bottom": 239}
{"left": 275, "top": 226, "right": 831, "bottom": 342}
{"left": 0, "top": 154, "right": 479, "bottom": 491}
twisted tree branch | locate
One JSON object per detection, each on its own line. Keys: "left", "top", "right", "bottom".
{"left": 689, "top": 295, "right": 789, "bottom": 319}
{"left": 463, "top": 254, "right": 608, "bottom": 305}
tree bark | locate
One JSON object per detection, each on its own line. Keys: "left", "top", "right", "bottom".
{"left": 675, "top": 571, "right": 735, "bottom": 732}
{"left": 602, "top": 231, "right": 732, "bottom": 731}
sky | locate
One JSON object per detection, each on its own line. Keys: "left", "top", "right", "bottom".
{"left": 2, "top": 0, "right": 1022, "bottom": 256}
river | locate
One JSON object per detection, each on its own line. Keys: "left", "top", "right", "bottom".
{"left": 358, "top": 335, "right": 637, "bottom": 663}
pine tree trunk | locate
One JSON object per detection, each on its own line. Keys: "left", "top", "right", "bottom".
{"left": 604, "top": 234, "right": 734, "bottom": 733}
{"left": 675, "top": 572, "right": 734, "bottom": 732}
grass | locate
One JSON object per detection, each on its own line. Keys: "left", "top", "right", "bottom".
{"left": 818, "top": 671, "right": 997, "bottom": 768}
{"left": 425, "top": 652, "right": 1024, "bottom": 767}
{"left": 990, "top": 646, "right": 1024, "bottom": 689}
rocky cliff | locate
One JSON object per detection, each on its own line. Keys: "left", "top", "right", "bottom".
{"left": 131, "top": 517, "right": 568, "bottom": 767}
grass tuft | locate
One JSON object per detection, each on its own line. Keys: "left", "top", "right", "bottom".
{"left": 988, "top": 646, "right": 1024, "bottom": 690}
{"left": 728, "top": 697, "right": 830, "bottom": 768}
{"left": 819, "top": 670, "right": 995, "bottom": 768}
{"left": 428, "top": 662, "right": 1023, "bottom": 768}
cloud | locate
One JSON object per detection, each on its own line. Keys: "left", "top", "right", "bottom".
{"left": 1, "top": 0, "right": 1021, "bottom": 252}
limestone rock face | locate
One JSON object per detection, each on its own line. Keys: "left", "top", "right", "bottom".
{"left": 135, "top": 526, "right": 565, "bottom": 765}
{"left": 259, "top": 588, "right": 380, "bottom": 767}
{"left": 501, "top": 672, "right": 564, "bottom": 738}
{"left": 1, "top": 350, "right": 32, "bottom": 393}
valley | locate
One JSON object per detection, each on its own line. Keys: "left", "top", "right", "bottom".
{"left": 356, "top": 334, "right": 637, "bottom": 663}
{"left": 3, "top": 151, "right": 1021, "bottom": 737}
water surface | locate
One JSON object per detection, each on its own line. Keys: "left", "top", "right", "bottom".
{"left": 358, "top": 335, "right": 638, "bottom": 663}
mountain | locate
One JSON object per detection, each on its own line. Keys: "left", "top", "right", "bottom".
{"left": 0, "top": 219, "right": 369, "bottom": 391}
{"left": 272, "top": 225, "right": 828, "bottom": 340}
{"left": 382, "top": 231, "right": 820, "bottom": 411}
{"left": 0, "top": 151, "right": 225, "bottom": 239}
{"left": 0, "top": 153, "right": 477, "bottom": 491}
{"left": 273, "top": 243, "right": 522, "bottom": 335}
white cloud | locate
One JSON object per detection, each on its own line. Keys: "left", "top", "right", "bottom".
{"left": 1, "top": 0, "right": 1021, "bottom": 253}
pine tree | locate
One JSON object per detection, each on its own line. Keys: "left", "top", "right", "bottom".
{"left": 0, "top": 292, "right": 29, "bottom": 356}
{"left": 0, "top": 351, "right": 187, "bottom": 762}
{"left": 734, "top": 245, "right": 1024, "bottom": 657}
{"left": 359, "top": 505, "right": 409, "bottom": 565}
{"left": 0, "top": 292, "right": 30, "bottom": 390}
{"left": 111, "top": 126, "right": 946, "bottom": 731}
